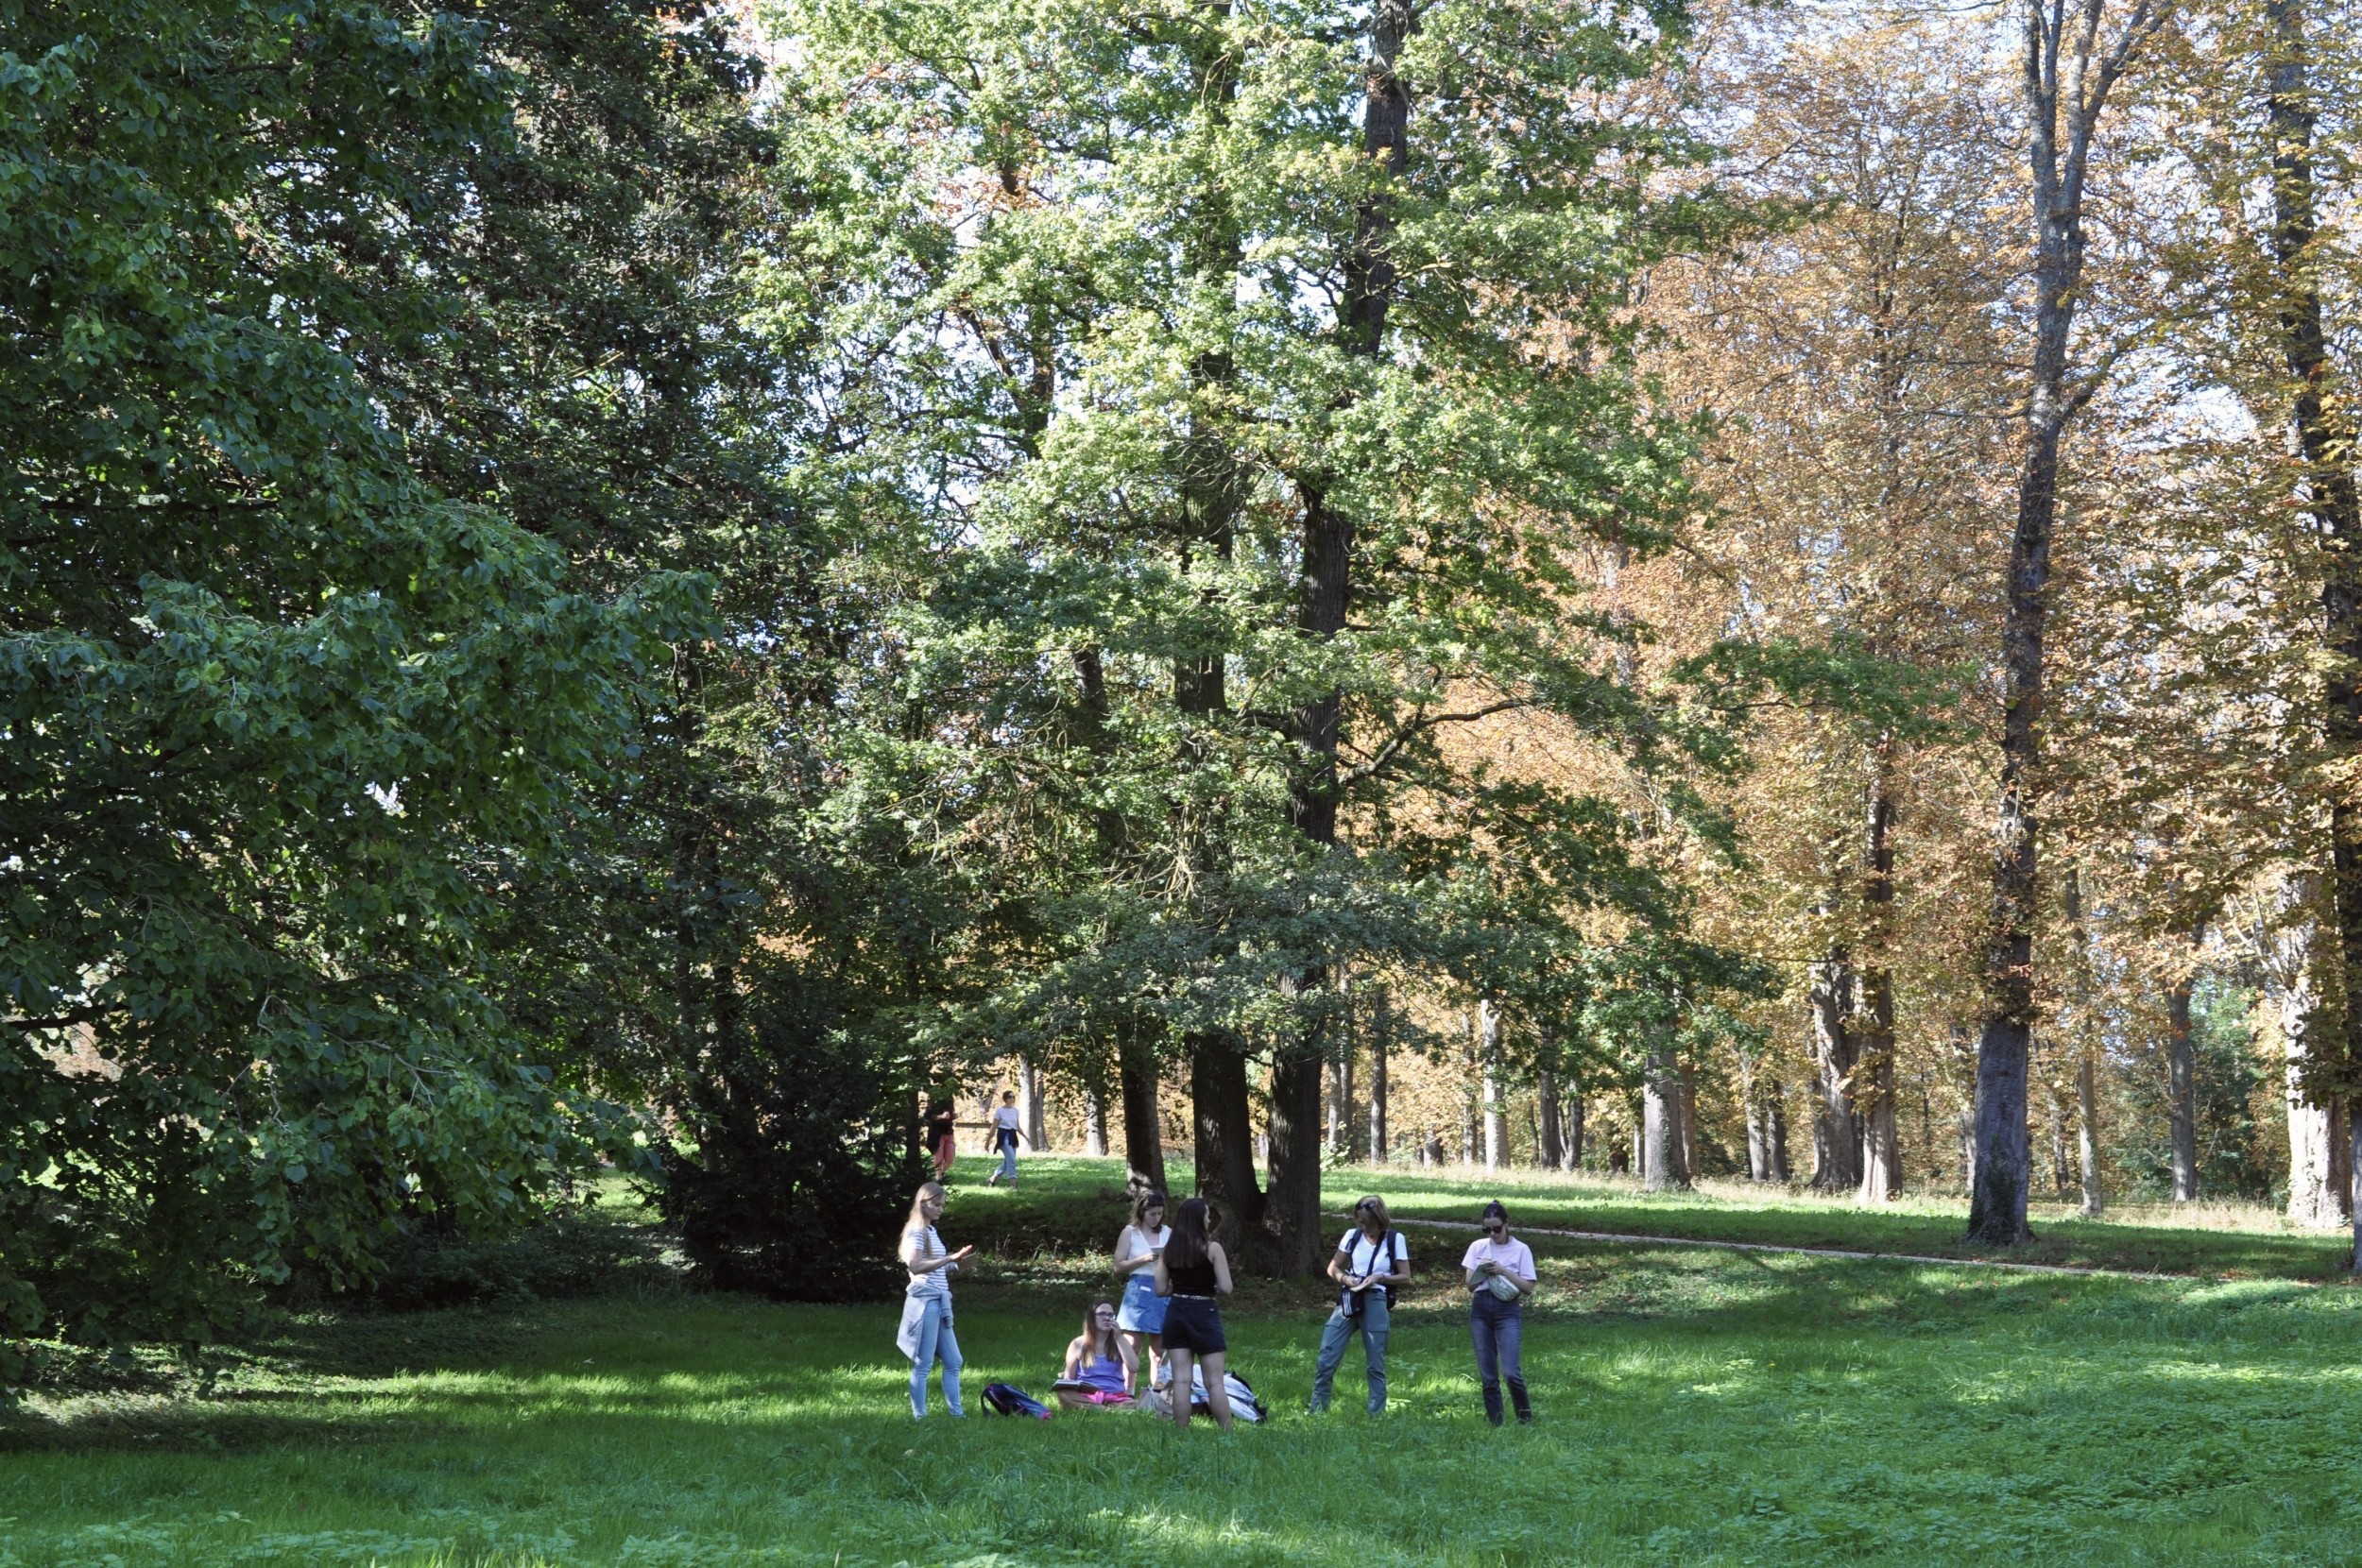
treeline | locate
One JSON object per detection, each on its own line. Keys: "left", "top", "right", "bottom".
{"left": 9, "top": 0, "right": 2362, "bottom": 1376}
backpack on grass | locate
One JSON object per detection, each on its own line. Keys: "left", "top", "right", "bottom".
{"left": 982, "top": 1382, "right": 1053, "bottom": 1420}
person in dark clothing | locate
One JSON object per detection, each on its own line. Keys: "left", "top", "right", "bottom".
{"left": 1152, "top": 1197, "right": 1236, "bottom": 1431}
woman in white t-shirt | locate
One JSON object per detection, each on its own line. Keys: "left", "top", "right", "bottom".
{"left": 986, "top": 1090, "right": 1024, "bottom": 1186}
{"left": 1309, "top": 1195, "right": 1410, "bottom": 1415}
{"left": 1110, "top": 1188, "right": 1171, "bottom": 1393}
{"left": 1460, "top": 1199, "right": 1536, "bottom": 1425}
{"left": 895, "top": 1181, "right": 974, "bottom": 1418}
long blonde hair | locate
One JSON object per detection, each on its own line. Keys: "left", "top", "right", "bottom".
{"left": 903, "top": 1181, "right": 946, "bottom": 1245}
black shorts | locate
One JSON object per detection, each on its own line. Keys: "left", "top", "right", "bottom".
{"left": 1160, "top": 1296, "right": 1227, "bottom": 1355}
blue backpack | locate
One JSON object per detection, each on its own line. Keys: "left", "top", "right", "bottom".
{"left": 982, "top": 1382, "right": 1053, "bottom": 1420}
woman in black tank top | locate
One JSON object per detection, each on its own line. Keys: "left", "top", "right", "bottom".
{"left": 1152, "top": 1198, "right": 1235, "bottom": 1430}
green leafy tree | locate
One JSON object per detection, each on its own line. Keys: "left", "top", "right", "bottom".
{"left": 760, "top": 0, "right": 1758, "bottom": 1271}
{"left": 0, "top": 0, "right": 698, "bottom": 1372}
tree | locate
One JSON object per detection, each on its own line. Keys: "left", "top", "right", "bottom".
{"left": 1968, "top": 0, "right": 2168, "bottom": 1246}
{"left": 762, "top": 0, "right": 1737, "bottom": 1272}
{"left": 1, "top": 0, "right": 696, "bottom": 1371}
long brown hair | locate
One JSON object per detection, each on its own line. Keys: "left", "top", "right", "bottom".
{"left": 1128, "top": 1187, "right": 1169, "bottom": 1231}
{"left": 1079, "top": 1301, "right": 1119, "bottom": 1363}
{"left": 1165, "top": 1196, "right": 1212, "bottom": 1272}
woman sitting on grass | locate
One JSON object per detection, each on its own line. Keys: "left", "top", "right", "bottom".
{"left": 1152, "top": 1197, "right": 1235, "bottom": 1432}
{"left": 1053, "top": 1301, "right": 1139, "bottom": 1409}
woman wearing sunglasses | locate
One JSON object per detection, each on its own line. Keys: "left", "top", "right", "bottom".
{"left": 1461, "top": 1199, "right": 1536, "bottom": 1425}
{"left": 1309, "top": 1194, "right": 1409, "bottom": 1415}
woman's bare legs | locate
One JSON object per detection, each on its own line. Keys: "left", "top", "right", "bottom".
{"left": 1163, "top": 1349, "right": 1192, "bottom": 1430}
{"left": 1199, "top": 1351, "right": 1234, "bottom": 1432}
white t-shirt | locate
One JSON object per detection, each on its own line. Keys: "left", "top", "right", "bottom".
{"left": 993, "top": 1104, "right": 1021, "bottom": 1132}
{"left": 1120, "top": 1223, "right": 1172, "bottom": 1277}
{"left": 1461, "top": 1236, "right": 1536, "bottom": 1287}
{"left": 1336, "top": 1229, "right": 1408, "bottom": 1279}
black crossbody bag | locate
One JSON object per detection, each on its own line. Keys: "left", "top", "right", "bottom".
{"left": 1339, "top": 1230, "right": 1397, "bottom": 1317}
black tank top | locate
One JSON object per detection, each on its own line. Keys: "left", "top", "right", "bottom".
{"left": 1168, "top": 1253, "right": 1217, "bottom": 1295}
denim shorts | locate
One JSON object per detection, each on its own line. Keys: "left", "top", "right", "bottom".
{"left": 1117, "top": 1271, "right": 1168, "bottom": 1335}
{"left": 1160, "top": 1295, "right": 1226, "bottom": 1355}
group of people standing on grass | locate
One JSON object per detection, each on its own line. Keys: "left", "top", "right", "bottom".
{"left": 895, "top": 1180, "right": 1540, "bottom": 1429}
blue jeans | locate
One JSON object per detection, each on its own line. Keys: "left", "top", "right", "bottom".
{"left": 1310, "top": 1292, "right": 1390, "bottom": 1413}
{"left": 907, "top": 1295, "right": 964, "bottom": 1418}
{"left": 995, "top": 1129, "right": 1018, "bottom": 1182}
{"left": 1470, "top": 1291, "right": 1530, "bottom": 1425}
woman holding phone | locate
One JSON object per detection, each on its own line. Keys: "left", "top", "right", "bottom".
{"left": 1152, "top": 1197, "right": 1235, "bottom": 1431}
{"left": 1461, "top": 1199, "right": 1536, "bottom": 1425}
{"left": 1111, "top": 1189, "right": 1171, "bottom": 1394}
{"left": 895, "top": 1181, "right": 974, "bottom": 1419}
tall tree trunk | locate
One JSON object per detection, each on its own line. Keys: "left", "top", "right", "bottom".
{"left": 1083, "top": 1082, "right": 1108, "bottom": 1158}
{"left": 1642, "top": 1047, "right": 1688, "bottom": 1191}
{"left": 1739, "top": 1048, "right": 1768, "bottom": 1181}
{"left": 2165, "top": 955, "right": 2198, "bottom": 1202}
{"left": 1369, "top": 988, "right": 1390, "bottom": 1163}
{"left": 1809, "top": 952, "right": 1862, "bottom": 1191}
{"left": 2046, "top": 1080, "right": 2071, "bottom": 1196}
{"left": 1119, "top": 1038, "right": 1167, "bottom": 1196}
{"left": 1020, "top": 1057, "right": 1048, "bottom": 1151}
{"left": 2078, "top": 1048, "right": 2102, "bottom": 1218}
{"left": 1766, "top": 1082, "right": 1790, "bottom": 1183}
{"left": 2267, "top": 0, "right": 2362, "bottom": 1273}
{"left": 1567, "top": 1081, "right": 1585, "bottom": 1170}
{"left": 1481, "top": 998, "right": 1506, "bottom": 1170}
{"left": 1538, "top": 1065, "right": 1564, "bottom": 1170}
{"left": 1191, "top": 1034, "right": 1263, "bottom": 1254}
{"left": 1676, "top": 1068, "right": 1699, "bottom": 1185}
{"left": 2272, "top": 890, "right": 2350, "bottom": 1225}
{"left": 1971, "top": 0, "right": 2160, "bottom": 1247}
{"left": 1858, "top": 748, "right": 1901, "bottom": 1202}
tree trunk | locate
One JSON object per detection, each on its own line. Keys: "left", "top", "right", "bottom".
{"left": 1809, "top": 952, "right": 1861, "bottom": 1191}
{"left": 1480, "top": 999, "right": 1506, "bottom": 1170}
{"left": 2077, "top": 1048, "right": 2102, "bottom": 1218}
{"left": 2166, "top": 937, "right": 2199, "bottom": 1202}
{"left": 2265, "top": 0, "right": 2362, "bottom": 1271}
{"left": 1740, "top": 1049, "right": 1770, "bottom": 1181}
{"left": 1263, "top": 1016, "right": 1326, "bottom": 1277}
{"left": 1369, "top": 990, "right": 1390, "bottom": 1163}
{"left": 1767, "top": 1082, "right": 1790, "bottom": 1183}
{"left": 2274, "top": 897, "right": 2350, "bottom": 1225}
{"left": 1018, "top": 1056, "right": 1047, "bottom": 1151}
{"left": 1326, "top": 1057, "right": 1344, "bottom": 1159}
{"left": 1972, "top": 0, "right": 2159, "bottom": 1248}
{"left": 2046, "top": 1081, "right": 2071, "bottom": 1197}
{"left": 1567, "top": 1082, "right": 1585, "bottom": 1170}
{"left": 1083, "top": 1082, "right": 1108, "bottom": 1158}
{"left": 1858, "top": 748, "right": 1900, "bottom": 1202}
{"left": 1538, "top": 1066, "right": 1564, "bottom": 1170}
{"left": 1676, "top": 1068, "right": 1699, "bottom": 1184}
{"left": 1642, "top": 1047, "right": 1688, "bottom": 1191}
{"left": 1119, "top": 1041, "right": 1167, "bottom": 1196}
{"left": 1190, "top": 1035, "right": 1264, "bottom": 1254}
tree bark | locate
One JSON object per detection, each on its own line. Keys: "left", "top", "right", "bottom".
{"left": 1858, "top": 749, "right": 1900, "bottom": 1202}
{"left": 1567, "top": 1081, "right": 1585, "bottom": 1171}
{"left": 1739, "top": 1048, "right": 1769, "bottom": 1181}
{"left": 1538, "top": 1065, "right": 1564, "bottom": 1170}
{"left": 1971, "top": 0, "right": 2159, "bottom": 1247}
{"left": 1190, "top": 1034, "right": 1263, "bottom": 1255}
{"left": 1642, "top": 1046, "right": 1688, "bottom": 1191}
{"left": 1083, "top": 1082, "right": 1108, "bottom": 1158}
{"left": 2165, "top": 946, "right": 2199, "bottom": 1202}
{"left": 1119, "top": 1039, "right": 1167, "bottom": 1196}
{"left": 1766, "top": 1082, "right": 1790, "bottom": 1183}
{"left": 1481, "top": 998, "right": 1506, "bottom": 1170}
{"left": 1369, "top": 989, "right": 1390, "bottom": 1163}
{"left": 1809, "top": 951, "right": 1862, "bottom": 1191}
{"left": 2265, "top": 0, "right": 2362, "bottom": 1273}
{"left": 2077, "top": 1048, "right": 2102, "bottom": 1218}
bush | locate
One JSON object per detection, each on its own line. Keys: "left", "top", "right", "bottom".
{"left": 655, "top": 979, "right": 925, "bottom": 1302}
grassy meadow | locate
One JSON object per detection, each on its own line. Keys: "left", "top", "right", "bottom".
{"left": 6, "top": 1158, "right": 2360, "bottom": 1566}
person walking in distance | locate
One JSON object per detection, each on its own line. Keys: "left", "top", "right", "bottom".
{"left": 986, "top": 1089, "right": 1023, "bottom": 1186}
{"left": 1111, "top": 1188, "right": 1171, "bottom": 1394}
{"left": 1462, "top": 1200, "right": 1536, "bottom": 1425}
{"left": 895, "top": 1181, "right": 973, "bottom": 1418}
{"left": 928, "top": 1102, "right": 958, "bottom": 1183}
{"left": 1309, "top": 1195, "right": 1409, "bottom": 1415}
{"left": 1152, "top": 1197, "right": 1236, "bottom": 1431}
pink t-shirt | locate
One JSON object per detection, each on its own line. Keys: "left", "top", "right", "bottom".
{"left": 1461, "top": 1236, "right": 1536, "bottom": 1284}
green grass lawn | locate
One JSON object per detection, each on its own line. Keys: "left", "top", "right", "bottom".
{"left": 7, "top": 1159, "right": 2360, "bottom": 1566}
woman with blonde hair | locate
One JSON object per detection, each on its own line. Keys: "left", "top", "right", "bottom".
{"left": 895, "top": 1181, "right": 974, "bottom": 1418}
{"left": 1109, "top": 1187, "right": 1170, "bottom": 1392}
